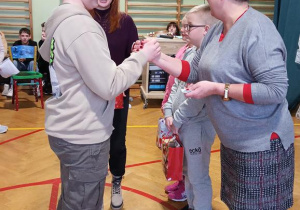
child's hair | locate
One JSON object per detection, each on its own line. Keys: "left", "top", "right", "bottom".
{"left": 166, "top": 22, "right": 180, "bottom": 36}
{"left": 19, "top": 28, "right": 31, "bottom": 35}
{"left": 186, "top": 4, "right": 218, "bottom": 27}
{"left": 41, "top": 22, "right": 45, "bottom": 27}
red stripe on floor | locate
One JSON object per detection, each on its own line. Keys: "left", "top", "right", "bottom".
{"left": 49, "top": 181, "right": 60, "bottom": 210}
{"left": 126, "top": 160, "right": 161, "bottom": 168}
{"left": 0, "top": 129, "right": 44, "bottom": 146}
{"left": 211, "top": 149, "right": 220, "bottom": 153}
{"left": 0, "top": 178, "right": 60, "bottom": 192}
{"left": 295, "top": 135, "right": 300, "bottom": 139}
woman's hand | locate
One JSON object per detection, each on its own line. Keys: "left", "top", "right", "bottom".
{"left": 185, "top": 81, "right": 219, "bottom": 99}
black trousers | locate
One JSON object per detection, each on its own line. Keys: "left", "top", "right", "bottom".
{"left": 109, "top": 89, "right": 129, "bottom": 177}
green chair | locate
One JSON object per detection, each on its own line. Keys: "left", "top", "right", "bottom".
{"left": 9, "top": 46, "right": 44, "bottom": 111}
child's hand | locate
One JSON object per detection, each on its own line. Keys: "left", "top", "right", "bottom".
{"left": 170, "top": 124, "right": 179, "bottom": 135}
{"left": 140, "top": 38, "right": 161, "bottom": 62}
{"left": 165, "top": 116, "right": 173, "bottom": 131}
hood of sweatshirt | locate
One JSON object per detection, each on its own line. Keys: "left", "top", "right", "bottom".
{"left": 39, "top": 3, "right": 92, "bottom": 62}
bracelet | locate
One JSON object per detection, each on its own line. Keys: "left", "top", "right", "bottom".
{"left": 223, "top": 83, "right": 230, "bottom": 101}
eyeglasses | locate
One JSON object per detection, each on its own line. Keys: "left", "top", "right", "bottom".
{"left": 181, "top": 24, "right": 206, "bottom": 32}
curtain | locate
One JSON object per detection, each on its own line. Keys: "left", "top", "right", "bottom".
{"left": 274, "top": 0, "right": 300, "bottom": 109}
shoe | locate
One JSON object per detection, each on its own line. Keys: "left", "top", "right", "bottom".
{"left": 33, "top": 86, "right": 40, "bottom": 97}
{"left": 168, "top": 184, "right": 187, "bottom": 202}
{"left": 165, "top": 180, "right": 184, "bottom": 193}
{"left": 111, "top": 176, "right": 123, "bottom": 210}
{"left": 0, "top": 125, "right": 8, "bottom": 134}
{"left": 37, "top": 88, "right": 40, "bottom": 97}
{"left": 6, "top": 88, "right": 13, "bottom": 97}
{"left": 2, "top": 84, "right": 9, "bottom": 96}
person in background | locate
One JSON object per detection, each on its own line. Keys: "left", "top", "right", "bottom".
{"left": 0, "top": 31, "right": 10, "bottom": 97}
{"left": 39, "top": 0, "right": 160, "bottom": 209}
{"left": 92, "top": 0, "right": 138, "bottom": 209}
{"left": 12, "top": 28, "right": 38, "bottom": 71}
{"left": 166, "top": 21, "right": 180, "bottom": 36}
{"left": 4, "top": 28, "right": 38, "bottom": 97}
{"left": 163, "top": 5, "right": 218, "bottom": 209}
{"left": 151, "top": 0, "right": 295, "bottom": 209}
{"left": 0, "top": 31, "right": 8, "bottom": 134}
{"left": 38, "top": 22, "right": 52, "bottom": 95}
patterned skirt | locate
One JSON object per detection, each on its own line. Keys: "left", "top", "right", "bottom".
{"left": 221, "top": 138, "right": 294, "bottom": 210}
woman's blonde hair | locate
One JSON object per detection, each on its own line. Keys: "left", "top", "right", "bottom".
{"left": 0, "top": 31, "right": 8, "bottom": 57}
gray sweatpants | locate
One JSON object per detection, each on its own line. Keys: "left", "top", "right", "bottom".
{"left": 179, "top": 120, "right": 216, "bottom": 210}
{"left": 48, "top": 135, "right": 110, "bottom": 210}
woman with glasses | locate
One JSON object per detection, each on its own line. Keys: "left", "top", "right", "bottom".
{"left": 150, "top": 0, "right": 295, "bottom": 209}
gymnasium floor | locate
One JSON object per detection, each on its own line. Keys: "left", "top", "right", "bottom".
{"left": 0, "top": 88, "right": 299, "bottom": 210}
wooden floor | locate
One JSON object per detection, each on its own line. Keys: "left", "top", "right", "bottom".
{"left": 0, "top": 88, "right": 299, "bottom": 210}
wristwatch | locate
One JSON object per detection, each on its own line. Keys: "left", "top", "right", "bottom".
{"left": 223, "top": 83, "right": 230, "bottom": 101}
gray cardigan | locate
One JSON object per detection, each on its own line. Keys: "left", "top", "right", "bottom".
{"left": 188, "top": 7, "right": 294, "bottom": 152}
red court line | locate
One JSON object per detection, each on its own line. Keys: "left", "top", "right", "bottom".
{"left": 211, "top": 149, "right": 220, "bottom": 153}
{"left": 0, "top": 178, "right": 60, "bottom": 192}
{"left": 295, "top": 135, "right": 300, "bottom": 139}
{"left": 0, "top": 129, "right": 44, "bottom": 146}
{"left": 49, "top": 182, "right": 60, "bottom": 210}
{"left": 125, "top": 149, "right": 220, "bottom": 168}
{"left": 126, "top": 160, "right": 161, "bottom": 168}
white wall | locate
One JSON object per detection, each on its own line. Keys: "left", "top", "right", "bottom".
{"left": 32, "top": 0, "right": 60, "bottom": 41}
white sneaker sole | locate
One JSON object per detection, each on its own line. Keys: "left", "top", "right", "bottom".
{"left": 110, "top": 201, "right": 123, "bottom": 210}
{"left": 168, "top": 197, "right": 187, "bottom": 202}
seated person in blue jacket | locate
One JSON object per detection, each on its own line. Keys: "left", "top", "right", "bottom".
{"left": 12, "top": 28, "right": 38, "bottom": 71}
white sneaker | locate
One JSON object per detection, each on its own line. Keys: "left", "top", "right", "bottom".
{"left": 111, "top": 176, "right": 123, "bottom": 210}
{"left": 37, "top": 87, "right": 40, "bottom": 97}
{"left": 6, "top": 88, "right": 13, "bottom": 97}
{"left": 32, "top": 86, "right": 41, "bottom": 97}
{"left": 0, "top": 125, "right": 8, "bottom": 134}
{"left": 2, "top": 84, "right": 9, "bottom": 96}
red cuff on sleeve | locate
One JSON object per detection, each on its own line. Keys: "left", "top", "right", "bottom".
{"left": 243, "top": 84, "right": 254, "bottom": 104}
{"left": 270, "top": 132, "right": 279, "bottom": 140}
{"left": 178, "top": 60, "right": 190, "bottom": 82}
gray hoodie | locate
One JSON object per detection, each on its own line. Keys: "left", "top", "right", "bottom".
{"left": 40, "top": 3, "right": 147, "bottom": 144}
